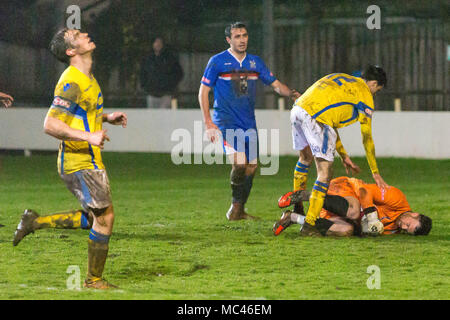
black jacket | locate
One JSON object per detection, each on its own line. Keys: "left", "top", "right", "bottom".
{"left": 140, "top": 49, "right": 183, "bottom": 97}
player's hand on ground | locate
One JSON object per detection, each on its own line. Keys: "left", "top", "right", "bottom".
{"left": 372, "top": 173, "right": 389, "bottom": 190}
{"left": 205, "top": 121, "right": 220, "bottom": 143}
{"left": 107, "top": 112, "right": 127, "bottom": 128}
{"left": 0, "top": 92, "right": 13, "bottom": 108}
{"left": 89, "top": 129, "right": 110, "bottom": 149}
{"left": 342, "top": 156, "right": 361, "bottom": 175}
{"left": 290, "top": 89, "right": 301, "bottom": 101}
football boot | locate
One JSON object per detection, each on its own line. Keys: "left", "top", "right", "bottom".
{"left": 226, "top": 204, "right": 260, "bottom": 221}
{"left": 84, "top": 278, "right": 118, "bottom": 290}
{"left": 272, "top": 210, "right": 293, "bottom": 236}
{"left": 13, "top": 209, "right": 39, "bottom": 246}
{"left": 299, "top": 221, "right": 322, "bottom": 236}
{"left": 277, "top": 190, "right": 311, "bottom": 208}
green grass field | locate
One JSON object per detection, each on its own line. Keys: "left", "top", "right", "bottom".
{"left": 0, "top": 152, "right": 449, "bottom": 300}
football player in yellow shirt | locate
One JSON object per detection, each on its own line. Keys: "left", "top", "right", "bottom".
{"left": 13, "top": 28, "right": 127, "bottom": 289}
{"left": 285, "top": 65, "right": 389, "bottom": 236}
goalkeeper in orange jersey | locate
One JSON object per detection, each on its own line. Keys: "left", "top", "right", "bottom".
{"left": 274, "top": 176, "right": 432, "bottom": 237}
{"left": 288, "top": 65, "right": 389, "bottom": 236}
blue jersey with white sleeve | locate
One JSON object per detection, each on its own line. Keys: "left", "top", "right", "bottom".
{"left": 201, "top": 49, "right": 276, "bottom": 130}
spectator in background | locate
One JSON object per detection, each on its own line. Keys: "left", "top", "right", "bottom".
{"left": 0, "top": 91, "right": 13, "bottom": 108}
{"left": 140, "top": 37, "right": 183, "bottom": 108}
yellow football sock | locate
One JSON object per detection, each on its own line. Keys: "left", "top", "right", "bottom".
{"left": 293, "top": 161, "right": 310, "bottom": 191}
{"left": 33, "top": 210, "right": 83, "bottom": 230}
{"left": 305, "top": 181, "right": 329, "bottom": 226}
{"left": 87, "top": 230, "right": 110, "bottom": 282}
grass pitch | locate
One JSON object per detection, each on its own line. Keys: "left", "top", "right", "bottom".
{"left": 0, "top": 152, "right": 449, "bottom": 300}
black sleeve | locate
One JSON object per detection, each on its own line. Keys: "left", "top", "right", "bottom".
{"left": 140, "top": 57, "right": 148, "bottom": 89}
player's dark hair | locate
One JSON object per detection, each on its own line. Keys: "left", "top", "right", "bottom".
{"left": 49, "top": 28, "right": 71, "bottom": 64}
{"left": 225, "top": 22, "right": 247, "bottom": 38}
{"left": 361, "top": 64, "right": 387, "bottom": 88}
{"left": 414, "top": 214, "right": 432, "bottom": 236}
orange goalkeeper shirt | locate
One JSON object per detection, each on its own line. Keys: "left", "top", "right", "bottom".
{"left": 320, "top": 177, "right": 412, "bottom": 234}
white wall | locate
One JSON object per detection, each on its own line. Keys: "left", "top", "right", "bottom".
{"left": 1, "top": 108, "right": 449, "bottom": 159}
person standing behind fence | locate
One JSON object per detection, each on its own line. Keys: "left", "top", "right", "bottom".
{"left": 140, "top": 37, "right": 183, "bottom": 108}
{"left": 0, "top": 91, "right": 13, "bottom": 108}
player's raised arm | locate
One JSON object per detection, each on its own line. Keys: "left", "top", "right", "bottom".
{"left": 198, "top": 83, "right": 219, "bottom": 142}
{"left": 270, "top": 80, "right": 301, "bottom": 101}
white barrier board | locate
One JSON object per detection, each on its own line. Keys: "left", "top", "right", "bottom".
{"left": 1, "top": 108, "right": 449, "bottom": 159}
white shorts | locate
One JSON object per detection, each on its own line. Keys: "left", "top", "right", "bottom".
{"left": 290, "top": 106, "right": 337, "bottom": 161}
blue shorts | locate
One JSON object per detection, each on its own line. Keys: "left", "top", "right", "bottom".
{"left": 219, "top": 127, "right": 259, "bottom": 162}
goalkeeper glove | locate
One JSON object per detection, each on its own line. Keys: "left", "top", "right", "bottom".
{"left": 361, "top": 208, "right": 384, "bottom": 235}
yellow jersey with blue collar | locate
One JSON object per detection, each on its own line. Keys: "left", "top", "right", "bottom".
{"left": 294, "top": 73, "right": 378, "bottom": 174}
{"left": 47, "top": 65, "right": 105, "bottom": 175}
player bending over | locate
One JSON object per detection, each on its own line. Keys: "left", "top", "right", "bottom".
{"left": 274, "top": 176, "right": 432, "bottom": 237}
{"left": 13, "top": 28, "right": 127, "bottom": 289}
{"left": 288, "top": 65, "right": 389, "bottom": 236}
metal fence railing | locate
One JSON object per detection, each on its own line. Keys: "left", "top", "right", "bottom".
{"left": 1, "top": 19, "right": 448, "bottom": 111}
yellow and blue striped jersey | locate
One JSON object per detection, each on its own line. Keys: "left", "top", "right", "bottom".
{"left": 47, "top": 66, "right": 105, "bottom": 175}
{"left": 294, "top": 73, "right": 378, "bottom": 173}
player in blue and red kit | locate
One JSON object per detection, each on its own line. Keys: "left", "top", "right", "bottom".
{"left": 199, "top": 22, "right": 300, "bottom": 220}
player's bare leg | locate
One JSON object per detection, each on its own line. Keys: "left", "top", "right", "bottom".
{"left": 84, "top": 204, "right": 118, "bottom": 289}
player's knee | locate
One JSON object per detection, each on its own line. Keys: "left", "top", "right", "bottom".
{"left": 91, "top": 205, "right": 114, "bottom": 225}
{"left": 90, "top": 207, "right": 108, "bottom": 217}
